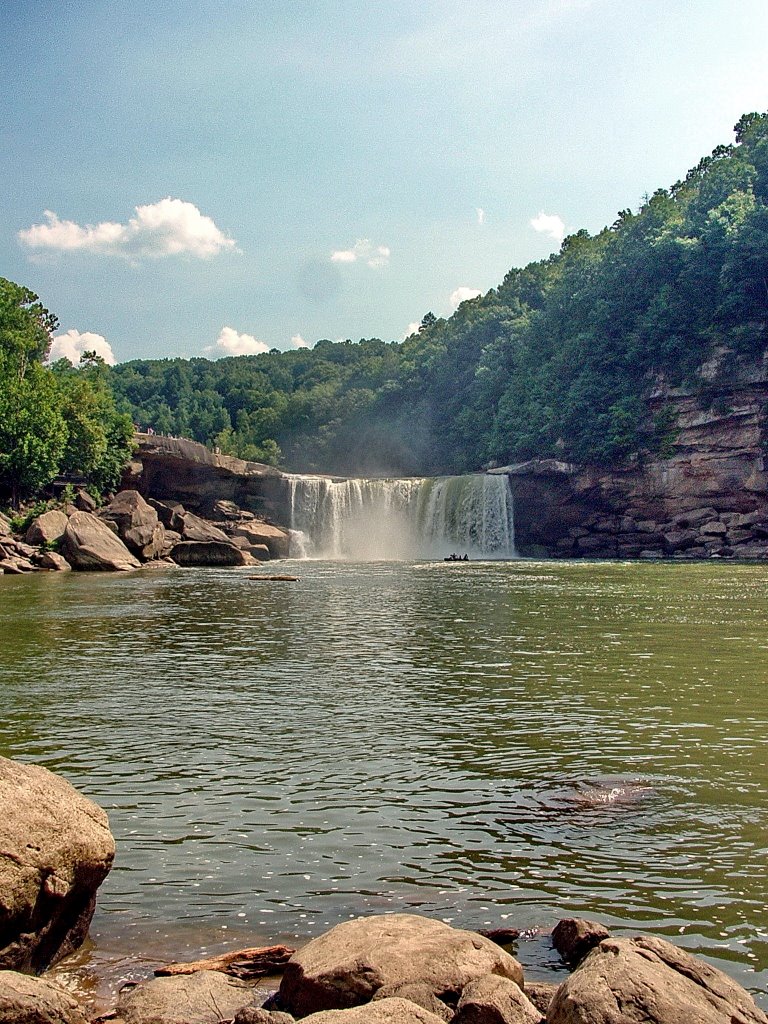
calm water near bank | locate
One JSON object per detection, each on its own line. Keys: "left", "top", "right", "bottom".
{"left": 1, "top": 559, "right": 767, "bottom": 1005}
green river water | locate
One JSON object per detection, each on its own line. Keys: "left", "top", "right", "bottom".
{"left": 1, "top": 559, "right": 767, "bottom": 1008}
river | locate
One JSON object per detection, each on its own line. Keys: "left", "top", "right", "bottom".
{"left": 1, "top": 559, "right": 767, "bottom": 1008}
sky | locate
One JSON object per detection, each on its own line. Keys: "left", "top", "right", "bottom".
{"left": 2, "top": 0, "right": 768, "bottom": 365}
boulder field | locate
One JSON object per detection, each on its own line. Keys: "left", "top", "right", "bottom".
{"left": 0, "top": 491, "right": 291, "bottom": 574}
{"left": 1, "top": 757, "right": 766, "bottom": 1023}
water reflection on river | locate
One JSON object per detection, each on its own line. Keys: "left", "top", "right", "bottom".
{"left": 1, "top": 560, "right": 767, "bottom": 1007}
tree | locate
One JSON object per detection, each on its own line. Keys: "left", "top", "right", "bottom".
{"left": 0, "top": 363, "right": 67, "bottom": 506}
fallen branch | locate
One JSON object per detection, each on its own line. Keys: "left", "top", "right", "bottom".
{"left": 248, "top": 575, "right": 299, "bottom": 582}
{"left": 154, "top": 943, "right": 295, "bottom": 980}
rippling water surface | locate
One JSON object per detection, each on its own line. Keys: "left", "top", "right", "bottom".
{"left": 1, "top": 560, "right": 767, "bottom": 1007}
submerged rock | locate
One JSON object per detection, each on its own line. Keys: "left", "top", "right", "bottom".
{"left": 0, "top": 757, "right": 115, "bottom": 973}
{"left": 279, "top": 914, "right": 524, "bottom": 1018}
{"left": 547, "top": 934, "right": 768, "bottom": 1024}
{"left": 551, "top": 918, "right": 610, "bottom": 966}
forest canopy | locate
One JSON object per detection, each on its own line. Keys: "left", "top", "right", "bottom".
{"left": 106, "top": 111, "right": 768, "bottom": 475}
{"left": 4, "top": 111, "right": 767, "bottom": 490}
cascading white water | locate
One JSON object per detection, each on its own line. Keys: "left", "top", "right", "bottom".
{"left": 284, "top": 474, "right": 516, "bottom": 560}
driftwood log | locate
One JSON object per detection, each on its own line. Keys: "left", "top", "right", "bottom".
{"left": 248, "top": 575, "right": 300, "bottom": 582}
{"left": 155, "top": 944, "right": 295, "bottom": 980}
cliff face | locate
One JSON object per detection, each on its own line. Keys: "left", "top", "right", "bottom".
{"left": 503, "top": 355, "right": 768, "bottom": 558}
{"left": 123, "top": 434, "right": 285, "bottom": 516}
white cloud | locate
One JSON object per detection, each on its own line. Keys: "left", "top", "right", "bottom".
{"left": 330, "top": 238, "right": 390, "bottom": 268}
{"left": 449, "top": 286, "right": 482, "bottom": 310}
{"left": 48, "top": 329, "right": 117, "bottom": 366}
{"left": 206, "top": 326, "right": 270, "bottom": 358}
{"left": 18, "top": 198, "right": 237, "bottom": 260}
{"left": 530, "top": 211, "right": 566, "bottom": 244}
{"left": 403, "top": 322, "right": 421, "bottom": 339}
{"left": 290, "top": 333, "right": 310, "bottom": 349}
{"left": 476, "top": 207, "right": 485, "bottom": 225}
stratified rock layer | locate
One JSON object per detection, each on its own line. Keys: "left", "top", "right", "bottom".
{"left": 0, "top": 757, "right": 115, "bottom": 973}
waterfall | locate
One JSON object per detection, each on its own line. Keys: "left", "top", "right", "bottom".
{"left": 284, "top": 474, "right": 516, "bottom": 560}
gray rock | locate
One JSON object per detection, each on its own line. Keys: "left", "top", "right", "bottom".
{"left": 0, "top": 511, "right": 12, "bottom": 537}
{"left": 117, "top": 970, "right": 255, "bottom": 1024}
{"left": 24, "top": 509, "right": 69, "bottom": 546}
{"left": 0, "top": 969, "right": 89, "bottom": 1024}
{"left": 61, "top": 512, "right": 141, "bottom": 571}
{"left": 279, "top": 914, "right": 524, "bottom": 1018}
{"left": 170, "top": 540, "right": 250, "bottom": 566}
{"left": 551, "top": 918, "right": 610, "bottom": 966}
{"left": 452, "top": 974, "right": 540, "bottom": 1024}
{"left": 0, "top": 757, "right": 114, "bottom": 972}
{"left": 547, "top": 935, "right": 768, "bottom": 1024}
{"left": 700, "top": 520, "right": 727, "bottom": 536}
{"left": 373, "top": 984, "right": 453, "bottom": 1021}
{"left": 301, "top": 997, "right": 448, "bottom": 1024}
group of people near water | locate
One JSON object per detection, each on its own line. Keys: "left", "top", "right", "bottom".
{"left": 445, "top": 552, "right": 469, "bottom": 561}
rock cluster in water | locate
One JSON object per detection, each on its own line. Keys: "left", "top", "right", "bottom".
{"left": 0, "top": 491, "right": 290, "bottom": 574}
{"left": 2, "top": 757, "right": 766, "bottom": 1024}
{"left": 554, "top": 505, "right": 768, "bottom": 560}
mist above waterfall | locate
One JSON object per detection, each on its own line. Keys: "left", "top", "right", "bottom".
{"left": 286, "top": 474, "right": 515, "bottom": 560}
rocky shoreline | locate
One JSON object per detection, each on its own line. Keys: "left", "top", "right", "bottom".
{"left": 1, "top": 756, "right": 766, "bottom": 1024}
{"left": 0, "top": 490, "right": 291, "bottom": 575}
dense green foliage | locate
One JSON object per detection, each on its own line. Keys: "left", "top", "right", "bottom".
{"left": 107, "top": 112, "right": 768, "bottom": 475}
{"left": 7, "top": 112, "right": 768, "bottom": 486}
{"left": 0, "top": 280, "right": 134, "bottom": 505}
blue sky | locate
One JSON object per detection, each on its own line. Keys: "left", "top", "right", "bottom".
{"left": 2, "top": 0, "right": 767, "bottom": 363}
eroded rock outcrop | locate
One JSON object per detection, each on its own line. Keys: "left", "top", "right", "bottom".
{"left": 24, "top": 510, "right": 69, "bottom": 547}
{"left": 0, "top": 757, "right": 115, "bottom": 973}
{"left": 279, "top": 915, "right": 524, "bottom": 1018}
{"left": 547, "top": 934, "right": 768, "bottom": 1024}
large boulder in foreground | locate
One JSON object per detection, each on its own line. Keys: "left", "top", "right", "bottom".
{"left": 279, "top": 914, "right": 524, "bottom": 1018}
{"left": 0, "top": 970, "right": 89, "bottom": 1024}
{"left": 302, "top": 997, "right": 447, "bottom": 1024}
{"left": 98, "top": 490, "right": 165, "bottom": 558}
{"left": 60, "top": 512, "right": 140, "bottom": 571}
{"left": 547, "top": 935, "right": 768, "bottom": 1024}
{"left": 0, "top": 757, "right": 115, "bottom": 973}
{"left": 116, "top": 970, "right": 255, "bottom": 1024}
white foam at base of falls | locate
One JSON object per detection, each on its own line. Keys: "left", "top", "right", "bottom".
{"left": 285, "top": 474, "right": 516, "bottom": 560}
